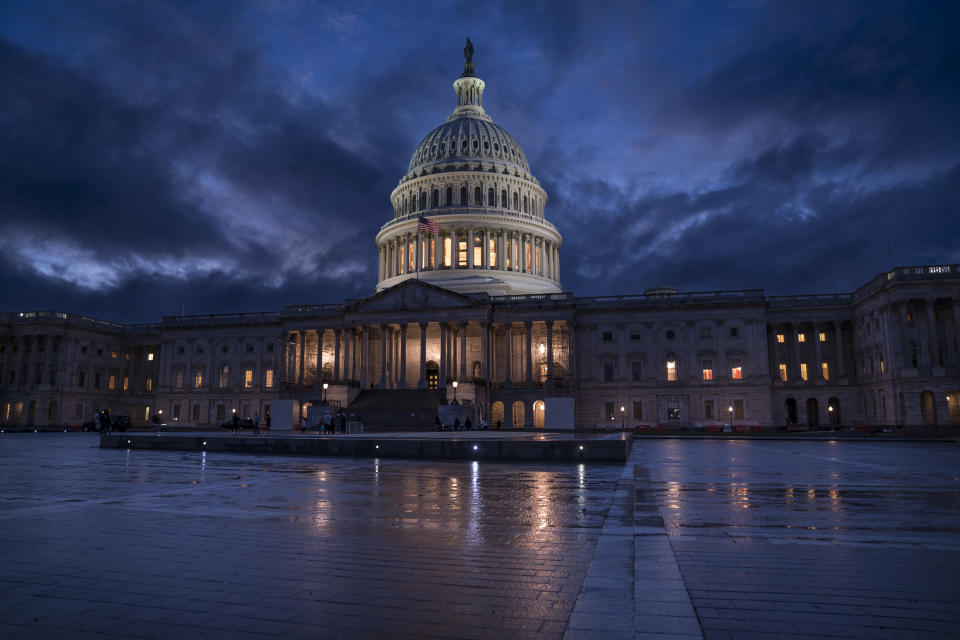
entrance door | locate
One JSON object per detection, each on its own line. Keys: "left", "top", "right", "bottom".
{"left": 533, "top": 401, "right": 545, "bottom": 429}
{"left": 426, "top": 362, "right": 439, "bottom": 389}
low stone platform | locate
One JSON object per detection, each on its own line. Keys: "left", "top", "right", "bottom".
{"left": 100, "top": 430, "right": 631, "bottom": 462}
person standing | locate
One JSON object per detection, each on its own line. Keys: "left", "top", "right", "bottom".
{"left": 266, "top": 412, "right": 271, "bottom": 431}
{"left": 101, "top": 409, "right": 113, "bottom": 435}
{"left": 465, "top": 416, "right": 472, "bottom": 430}
{"left": 253, "top": 412, "right": 260, "bottom": 435}
{"left": 232, "top": 412, "right": 239, "bottom": 434}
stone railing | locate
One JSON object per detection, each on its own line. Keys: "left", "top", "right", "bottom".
{"left": 766, "top": 293, "right": 853, "bottom": 307}
{"left": 0, "top": 310, "right": 159, "bottom": 332}
{"left": 161, "top": 311, "right": 281, "bottom": 326}
{"left": 853, "top": 264, "right": 960, "bottom": 299}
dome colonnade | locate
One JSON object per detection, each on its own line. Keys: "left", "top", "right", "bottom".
{"left": 375, "top": 43, "right": 562, "bottom": 296}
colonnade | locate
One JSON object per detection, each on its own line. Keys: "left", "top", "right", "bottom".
{"left": 378, "top": 227, "right": 559, "bottom": 282}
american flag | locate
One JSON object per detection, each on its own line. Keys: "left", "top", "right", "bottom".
{"left": 418, "top": 215, "right": 440, "bottom": 234}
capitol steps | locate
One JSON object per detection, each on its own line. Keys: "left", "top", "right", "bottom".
{"left": 347, "top": 389, "right": 447, "bottom": 432}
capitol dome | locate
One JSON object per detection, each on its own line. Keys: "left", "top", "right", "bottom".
{"left": 375, "top": 40, "right": 563, "bottom": 296}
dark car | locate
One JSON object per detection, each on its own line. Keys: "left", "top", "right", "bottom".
{"left": 81, "top": 414, "right": 131, "bottom": 432}
{"left": 220, "top": 418, "right": 255, "bottom": 430}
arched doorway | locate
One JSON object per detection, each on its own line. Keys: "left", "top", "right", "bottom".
{"left": 47, "top": 401, "right": 58, "bottom": 424}
{"left": 784, "top": 398, "right": 798, "bottom": 425}
{"left": 948, "top": 392, "right": 960, "bottom": 425}
{"left": 827, "top": 397, "right": 841, "bottom": 426}
{"left": 806, "top": 398, "right": 819, "bottom": 428}
{"left": 472, "top": 361, "right": 481, "bottom": 381}
{"left": 426, "top": 361, "right": 439, "bottom": 389}
{"left": 491, "top": 401, "right": 504, "bottom": 428}
{"left": 533, "top": 400, "right": 545, "bottom": 429}
{"left": 921, "top": 391, "right": 936, "bottom": 425}
{"left": 512, "top": 401, "right": 525, "bottom": 429}
{"left": 27, "top": 401, "right": 37, "bottom": 426}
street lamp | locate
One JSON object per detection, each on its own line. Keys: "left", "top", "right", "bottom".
{"left": 322, "top": 382, "right": 329, "bottom": 403}
{"left": 452, "top": 380, "right": 458, "bottom": 403}
{"left": 728, "top": 405, "right": 734, "bottom": 432}
{"left": 620, "top": 405, "right": 625, "bottom": 429}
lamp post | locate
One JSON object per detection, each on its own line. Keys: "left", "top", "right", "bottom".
{"left": 620, "top": 405, "right": 625, "bottom": 430}
{"left": 452, "top": 380, "right": 458, "bottom": 403}
{"left": 322, "top": 382, "right": 329, "bottom": 403}
{"left": 728, "top": 405, "right": 734, "bottom": 432}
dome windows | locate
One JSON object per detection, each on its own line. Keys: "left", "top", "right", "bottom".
{"left": 494, "top": 142, "right": 500, "bottom": 153}
{"left": 483, "top": 140, "right": 490, "bottom": 152}
{"left": 440, "top": 141, "right": 446, "bottom": 153}
{"left": 472, "top": 139, "right": 479, "bottom": 151}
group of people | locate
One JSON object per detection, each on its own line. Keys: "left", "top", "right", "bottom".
{"left": 300, "top": 411, "right": 348, "bottom": 435}
{"left": 93, "top": 409, "right": 112, "bottom": 434}
{"left": 435, "top": 415, "right": 497, "bottom": 431}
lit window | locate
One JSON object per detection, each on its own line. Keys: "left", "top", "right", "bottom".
{"left": 244, "top": 369, "right": 254, "bottom": 388}
{"left": 147, "top": 352, "right": 154, "bottom": 361}
{"left": 821, "top": 362, "right": 829, "bottom": 380}
{"left": 731, "top": 366, "right": 743, "bottom": 380}
{"left": 123, "top": 376, "right": 128, "bottom": 391}
{"left": 443, "top": 236, "right": 452, "bottom": 267}
{"left": 776, "top": 334, "right": 785, "bottom": 343}
{"left": 145, "top": 377, "right": 153, "bottom": 392}
{"left": 778, "top": 364, "right": 788, "bottom": 381}
{"left": 111, "top": 351, "right": 118, "bottom": 359}
{"left": 108, "top": 375, "right": 116, "bottom": 390}
{"left": 488, "top": 238, "right": 497, "bottom": 268}
{"left": 701, "top": 368, "right": 713, "bottom": 381}
{"left": 175, "top": 371, "right": 184, "bottom": 388}
{"left": 194, "top": 371, "right": 204, "bottom": 388}
{"left": 144, "top": 406, "right": 151, "bottom": 422}
{"left": 800, "top": 363, "right": 808, "bottom": 381}
{"left": 457, "top": 239, "right": 467, "bottom": 267}
{"left": 219, "top": 366, "right": 229, "bottom": 388}
{"left": 473, "top": 242, "right": 482, "bottom": 267}
{"left": 666, "top": 361, "right": 677, "bottom": 381}
{"left": 879, "top": 359, "right": 885, "bottom": 374}
{"left": 797, "top": 333, "right": 806, "bottom": 343}
{"left": 125, "top": 352, "right": 130, "bottom": 360}
{"left": 819, "top": 332, "right": 827, "bottom": 342}
{"left": 265, "top": 369, "right": 274, "bottom": 388}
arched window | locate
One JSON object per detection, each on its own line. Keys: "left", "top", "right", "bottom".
{"left": 474, "top": 186, "right": 482, "bottom": 205}
{"left": 523, "top": 195, "right": 528, "bottom": 213}
{"left": 488, "top": 188, "right": 495, "bottom": 206}
{"left": 491, "top": 401, "right": 504, "bottom": 425}
{"left": 665, "top": 356, "right": 678, "bottom": 381}
{"left": 445, "top": 187, "right": 452, "bottom": 205}
{"left": 432, "top": 189, "right": 439, "bottom": 208}
{"left": 501, "top": 189, "right": 507, "bottom": 208}
{"left": 512, "top": 401, "right": 525, "bottom": 429}
{"left": 419, "top": 191, "right": 426, "bottom": 210}
{"left": 460, "top": 186, "right": 467, "bottom": 206}
{"left": 513, "top": 192, "right": 519, "bottom": 210}
{"left": 47, "top": 401, "right": 58, "bottom": 421}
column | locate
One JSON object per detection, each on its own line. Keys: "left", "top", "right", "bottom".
{"left": 418, "top": 322, "right": 427, "bottom": 389}
{"left": 483, "top": 228, "right": 490, "bottom": 268}
{"left": 505, "top": 324, "right": 513, "bottom": 387}
{"left": 835, "top": 321, "right": 846, "bottom": 377}
{"left": 439, "top": 323, "right": 447, "bottom": 387}
{"left": 524, "top": 321, "right": 533, "bottom": 385}
{"left": 566, "top": 322, "right": 575, "bottom": 387}
{"left": 497, "top": 230, "right": 505, "bottom": 272}
{"left": 791, "top": 323, "right": 802, "bottom": 381}
{"left": 924, "top": 299, "right": 937, "bottom": 368}
{"left": 459, "top": 322, "right": 468, "bottom": 381}
{"left": 380, "top": 324, "right": 388, "bottom": 388}
{"left": 480, "top": 322, "right": 489, "bottom": 381}
{"left": 399, "top": 323, "right": 407, "bottom": 389}
{"left": 333, "top": 328, "right": 341, "bottom": 382}
{"left": 298, "top": 330, "right": 305, "bottom": 389}
{"left": 467, "top": 228, "right": 475, "bottom": 269}
{"left": 814, "top": 324, "right": 823, "bottom": 379}
{"left": 953, "top": 300, "right": 960, "bottom": 366}
{"left": 360, "top": 326, "right": 369, "bottom": 388}
{"left": 344, "top": 328, "right": 353, "bottom": 383}
{"left": 545, "top": 320, "right": 554, "bottom": 389}
{"left": 554, "top": 246, "right": 560, "bottom": 280}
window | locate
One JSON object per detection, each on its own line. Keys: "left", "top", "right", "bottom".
{"left": 666, "top": 330, "right": 675, "bottom": 340}
{"left": 81, "top": 345, "right": 88, "bottom": 354}
{"left": 432, "top": 189, "right": 439, "bottom": 208}
{"left": 460, "top": 186, "right": 467, "bottom": 206}
{"left": 192, "top": 404, "right": 200, "bottom": 421}
{"left": 266, "top": 344, "right": 274, "bottom": 352}
{"left": 125, "top": 351, "right": 130, "bottom": 361}
{"left": 730, "top": 358, "right": 743, "bottom": 380}
{"left": 194, "top": 370, "right": 204, "bottom": 388}
{"left": 443, "top": 236, "right": 452, "bottom": 267}
{"left": 632, "top": 401, "right": 642, "bottom": 420}
{"left": 265, "top": 368, "right": 275, "bottom": 388}
{"left": 474, "top": 186, "right": 482, "bottom": 205}
{"left": 488, "top": 187, "right": 495, "bottom": 206}
{"left": 602, "top": 331, "right": 613, "bottom": 342}
{"left": 776, "top": 334, "right": 785, "bottom": 343}
{"left": 177, "top": 345, "right": 184, "bottom": 354}
{"left": 797, "top": 333, "right": 806, "bottom": 343}
{"left": 94, "top": 372, "right": 101, "bottom": 389}
{"left": 457, "top": 239, "right": 467, "bottom": 267}
{"left": 879, "top": 357, "right": 885, "bottom": 374}
{"left": 246, "top": 344, "right": 254, "bottom": 353}
{"left": 734, "top": 399, "right": 745, "bottom": 419}
{"left": 701, "top": 361, "right": 713, "bottom": 380}
{"left": 501, "top": 189, "right": 507, "bottom": 208}
{"left": 219, "top": 366, "right": 229, "bottom": 388}
{"left": 197, "top": 345, "right": 204, "bottom": 354}
{"left": 122, "top": 376, "right": 129, "bottom": 391}
{"left": 446, "top": 187, "right": 452, "bottom": 205}
{"left": 704, "top": 400, "right": 714, "bottom": 419}
{"left": 730, "top": 327, "right": 740, "bottom": 338}
{"left": 603, "top": 362, "right": 614, "bottom": 382}
{"left": 145, "top": 377, "right": 153, "bottom": 392}
{"left": 666, "top": 360, "right": 677, "bottom": 381}
{"left": 75, "top": 403, "right": 84, "bottom": 419}
{"left": 778, "top": 364, "right": 788, "bottom": 381}
{"left": 144, "top": 406, "right": 151, "bottom": 422}
{"left": 631, "top": 361, "right": 642, "bottom": 382}
{"left": 173, "top": 404, "right": 181, "bottom": 421}
{"left": 175, "top": 371, "right": 184, "bottom": 388}
{"left": 97, "top": 348, "right": 103, "bottom": 356}
{"left": 147, "top": 352, "right": 154, "bottom": 361}
{"left": 216, "top": 404, "right": 225, "bottom": 422}
{"left": 111, "top": 350, "right": 118, "bottom": 359}
{"left": 800, "top": 363, "right": 808, "bottom": 381}
{"left": 604, "top": 402, "right": 615, "bottom": 421}
{"left": 473, "top": 237, "right": 482, "bottom": 266}
{"left": 78, "top": 371, "right": 86, "bottom": 388}
{"left": 819, "top": 332, "right": 827, "bottom": 342}
{"left": 244, "top": 369, "right": 254, "bottom": 388}
{"left": 821, "top": 362, "right": 830, "bottom": 381}
{"left": 630, "top": 331, "right": 642, "bottom": 341}
{"left": 488, "top": 237, "right": 497, "bottom": 268}
{"left": 109, "top": 375, "right": 116, "bottom": 390}
{"left": 699, "top": 327, "right": 711, "bottom": 339}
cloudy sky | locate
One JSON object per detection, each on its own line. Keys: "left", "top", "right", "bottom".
{"left": 1, "top": 0, "right": 957, "bottom": 323}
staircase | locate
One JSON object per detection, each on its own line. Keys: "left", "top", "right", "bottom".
{"left": 346, "top": 389, "right": 446, "bottom": 432}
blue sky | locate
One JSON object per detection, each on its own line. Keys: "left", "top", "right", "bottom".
{"left": 1, "top": 0, "right": 957, "bottom": 322}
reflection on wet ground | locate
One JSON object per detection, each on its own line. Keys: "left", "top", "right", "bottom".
{"left": 0, "top": 434, "right": 622, "bottom": 639}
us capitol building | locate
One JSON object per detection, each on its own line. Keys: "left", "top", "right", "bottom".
{"left": 2, "top": 44, "right": 960, "bottom": 431}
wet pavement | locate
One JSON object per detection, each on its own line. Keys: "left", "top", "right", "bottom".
{"left": 1, "top": 435, "right": 958, "bottom": 639}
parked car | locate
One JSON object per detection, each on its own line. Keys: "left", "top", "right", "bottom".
{"left": 81, "top": 414, "right": 131, "bottom": 432}
{"left": 220, "top": 418, "right": 255, "bottom": 430}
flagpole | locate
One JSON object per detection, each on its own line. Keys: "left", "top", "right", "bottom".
{"left": 417, "top": 226, "right": 421, "bottom": 280}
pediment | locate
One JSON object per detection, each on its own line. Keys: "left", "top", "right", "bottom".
{"left": 346, "top": 280, "right": 485, "bottom": 313}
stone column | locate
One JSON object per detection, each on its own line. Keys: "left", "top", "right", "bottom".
{"left": 924, "top": 299, "right": 937, "bottom": 368}
{"left": 525, "top": 321, "right": 533, "bottom": 385}
{"left": 439, "top": 323, "right": 447, "bottom": 387}
{"left": 480, "top": 322, "right": 489, "bottom": 381}
{"left": 546, "top": 320, "right": 554, "bottom": 389}
{"left": 380, "top": 324, "right": 388, "bottom": 388}
{"left": 360, "top": 326, "right": 369, "bottom": 388}
{"left": 460, "top": 322, "right": 468, "bottom": 381}
{"left": 468, "top": 228, "right": 475, "bottom": 269}
{"left": 497, "top": 230, "right": 505, "bottom": 272}
{"left": 814, "top": 324, "right": 823, "bottom": 379}
{"left": 566, "top": 323, "right": 575, "bottom": 388}
{"left": 298, "top": 330, "right": 305, "bottom": 389}
{"left": 333, "top": 329, "right": 342, "bottom": 382}
{"left": 835, "top": 321, "right": 846, "bottom": 377}
{"left": 483, "top": 228, "right": 490, "bottom": 268}
{"left": 417, "top": 322, "right": 427, "bottom": 388}
{"left": 505, "top": 324, "right": 513, "bottom": 387}
{"left": 792, "top": 323, "right": 802, "bottom": 381}
{"left": 395, "top": 323, "right": 405, "bottom": 389}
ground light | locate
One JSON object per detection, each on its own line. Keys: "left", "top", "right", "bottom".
{"left": 579, "top": 445, "right": 584, "bottom": 450}
{"left": 473, "top": 444, "right": 478, "bottom": 451}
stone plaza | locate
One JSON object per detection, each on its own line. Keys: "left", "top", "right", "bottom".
{"left": 1, "top": 433, "right": 958, "bottom": 639}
